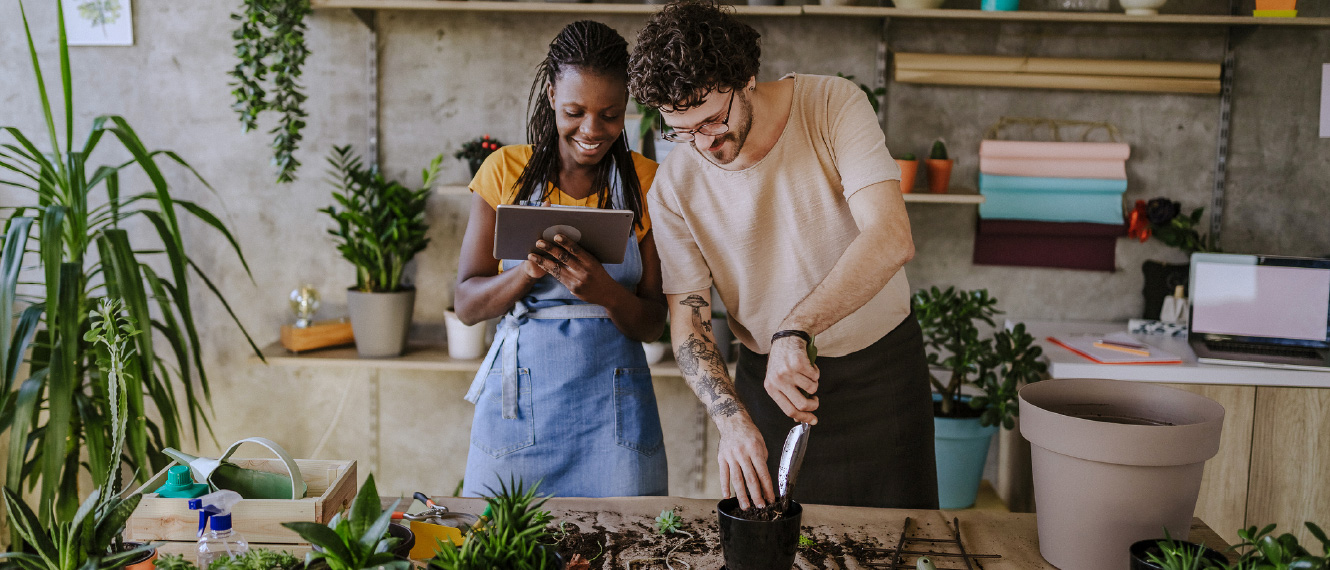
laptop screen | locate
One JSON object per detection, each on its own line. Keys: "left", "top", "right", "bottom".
{"left": 1190, "top": 254, "right": 1330, "bottom": 345}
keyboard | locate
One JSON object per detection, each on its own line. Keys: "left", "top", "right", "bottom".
{"left": 1204, "top": 340, "right": 1324, "bottom": 361}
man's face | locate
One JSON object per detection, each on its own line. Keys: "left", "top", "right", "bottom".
{"left": 662, "top": 81, "right": 754, "bottom": 165}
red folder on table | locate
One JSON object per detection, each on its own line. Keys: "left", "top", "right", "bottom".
{"left": 1047, "top": 333, "right": 1182, "bottom": 365}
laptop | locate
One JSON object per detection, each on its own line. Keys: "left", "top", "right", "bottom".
{"left": 1187, "top": 252, "right": 1330, "bottom": 371}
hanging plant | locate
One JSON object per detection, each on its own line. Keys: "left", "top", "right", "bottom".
{"left": 229, "top": 0, "right": 312, "bottom": 183}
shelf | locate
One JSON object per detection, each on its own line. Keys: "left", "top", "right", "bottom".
{"left": 803, "top": 5, "right": 1330, "bottom": 26}
{"left": 254, "top": 340, "right": 709, "bottom": 377}
{"left": 313, "top": 0, "right": 1330, "bottom": 27}
{"left": 313, "top": 0, "right": 800, "bottom": 16}
{"left": 439, "top": 184, "right": 985, "bottom": 203}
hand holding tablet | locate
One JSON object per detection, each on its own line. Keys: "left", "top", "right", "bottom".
{"left": 493, "top": 204, "right": 635, "bottom": 264}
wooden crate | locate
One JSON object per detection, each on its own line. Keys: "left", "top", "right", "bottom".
{"left": 126, "top": 458, "right": 356, "bottom": 545}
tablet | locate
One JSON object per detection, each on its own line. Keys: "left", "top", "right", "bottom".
{"left": 493, "top": 204, "right": 635, "bottom": 264}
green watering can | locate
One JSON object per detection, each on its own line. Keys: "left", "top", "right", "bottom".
{"left": 163, "top": 437, "right": 308, "bottom": 500}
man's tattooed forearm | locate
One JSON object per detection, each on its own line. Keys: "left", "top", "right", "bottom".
{"left": 677, "top": 333, "right": 742, "bottom": 418}
{"left": 678, "top": 294, "right": 713, "bottom": 333}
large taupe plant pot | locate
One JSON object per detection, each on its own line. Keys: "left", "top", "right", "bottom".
{"left": 347, "top": 287, "right": 416, "bottom": 358}
{"left": 1019, "top": 378, "right": 1224, "bottom": 570}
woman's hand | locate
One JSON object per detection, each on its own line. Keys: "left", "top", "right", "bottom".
{"left": 527, "top": 234, "right": 620, "bottom": 303}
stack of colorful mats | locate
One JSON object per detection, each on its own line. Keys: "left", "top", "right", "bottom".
{"left": 974, "top": 139, "right": 1130, "bottom": 271}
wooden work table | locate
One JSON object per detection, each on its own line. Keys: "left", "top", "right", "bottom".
{"left": 389, "top": 495, "right": 1232, "bottom": 568}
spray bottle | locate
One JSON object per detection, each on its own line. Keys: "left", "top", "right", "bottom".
{"left": 191, "top": 490, "right": 249, "bottom": 568}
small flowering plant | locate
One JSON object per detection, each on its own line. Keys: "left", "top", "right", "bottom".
{"left": 1128, "top": 197, "right": 1220, "bottom": 255}
{"left": 455, "top": 134, "right": 504, "bottom": 165}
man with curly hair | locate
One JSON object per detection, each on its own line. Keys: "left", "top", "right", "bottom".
{"left": 628, "top": 0, "right": 936, "bottom": 510}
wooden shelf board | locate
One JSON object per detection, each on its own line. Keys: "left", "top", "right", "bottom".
{"left": 440, "top": 184, "right": 983, "bottom": 203}
{"left": 313, "top": 0, "right": 799, "bottom": 16}
{"left": 312, "top": 0, "right": 1330, "bottom": 27}
{"left": 254, "top": 340, "right": 707, "bottom": 376}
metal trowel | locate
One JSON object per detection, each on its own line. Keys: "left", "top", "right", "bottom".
{"left": 776, "top": 421, "right": 811, "bottom": 514}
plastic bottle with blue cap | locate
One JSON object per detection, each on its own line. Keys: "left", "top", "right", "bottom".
{"left": 191, "top": 489, "right": 249, "bottom": 568}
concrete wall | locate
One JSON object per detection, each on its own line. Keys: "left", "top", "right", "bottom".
{"left": 2, "top": 0, "right": 1328, "bottom": 503}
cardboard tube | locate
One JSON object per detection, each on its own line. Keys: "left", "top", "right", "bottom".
{"left": 894, "top": 52, "right": 1220, "bottom": 80}
{"left": 980, "top": 140, "right": 1131, "bottom": 160}
{"left": 895, "top": 69, "right": 1221, "bottom": 95}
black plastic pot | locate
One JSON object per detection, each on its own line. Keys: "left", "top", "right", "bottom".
{"left": 388, "top": 521, "right": 416, "bottom": 559}
{"left": 717, "top": 497, "right": 802, "bottom": 570}
{"left": 1129, "top": 538, "right": 1230, "bottom": 569}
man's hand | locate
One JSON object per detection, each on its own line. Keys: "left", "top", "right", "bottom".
{"left": 763, "top": 336, "right": 820, "bottom": 425}
{"left": 718, "top": 419, "right": 775, "bottom": 510}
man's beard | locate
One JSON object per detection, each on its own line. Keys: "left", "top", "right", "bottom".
{"left": 708, "top": 92, "right": 752, "bottom": 165}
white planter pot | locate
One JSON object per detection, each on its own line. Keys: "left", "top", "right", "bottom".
{"left": 445, "top": 310, "right": 490, "bottom": 360}
{"left": 1019, "top": 378, "right": 1224, "bottom": 570}
{"left": 1119, "top": 0, "right": 1166, "bottom": 14}
{"left": 346, "top": 288, "right": 415, "bottom": 358}
{"left": 642, "top": 342, "right": 670, "bottom": 365}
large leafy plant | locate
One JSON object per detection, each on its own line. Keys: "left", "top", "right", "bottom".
{"left": 1225, "top": 522, "right": 1329, "bottom": 570}
{"left": 428, "top": 478, "right": 558, "bottom": 570}
{"left": 913, "top": 287, "right": 1047, "bottom": 427}
{"left": 281, "top": 473, "right": 408, "bottom": 570}
{"left": 229, "top": 0, "right": 312, "bottom": 183}
{"left": 0, "top": 300, "right": 152, "bottom": 570}
{"left": 1, "top": 0, "right": 260, "bottom": 524}
{"left": 321, "top": 145, "right": 440, "bottom": 293}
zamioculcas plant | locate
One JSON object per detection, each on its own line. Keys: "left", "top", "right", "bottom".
{"left": 0, "top": 300, "right": 151, "bottom": 570}
{"left": 321, "top": 145, "right": 440, "bottom": 293}
{"left": 281, "top": 474, "right": 409, "bottom": 570}
{"left": 1, "top": 0, "right": 260, "bottom": 525}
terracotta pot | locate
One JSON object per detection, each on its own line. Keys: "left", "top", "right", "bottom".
{"left": 1254, "top": 0, "right": 1295, "bottom": 9}
{"left": 1019, "top": 378, "right": 1224, "bottom": 570}
{"left": 925, "top": 158, "right": 953, "bottom": 194}
{"left": 116, "top": 542, "right": 157, "bottom": 570}
{"left": 896, "top": 159, "right": 919, "bottom": 193}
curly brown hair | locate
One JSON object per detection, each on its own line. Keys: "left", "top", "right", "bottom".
{"left": 628, "top": 0, "right": 761, "bottom": 111}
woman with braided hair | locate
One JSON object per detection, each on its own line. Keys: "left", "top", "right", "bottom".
{"left": 454, "top": 20, "right": 668, "bottom": 497}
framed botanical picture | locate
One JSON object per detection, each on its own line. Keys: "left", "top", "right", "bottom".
{"left": 63, "top": 0, "right": 134, "bottom": 46}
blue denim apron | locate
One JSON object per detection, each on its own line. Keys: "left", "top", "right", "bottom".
{"left": 462, "top": 169, "right": 668, "bottom": 498}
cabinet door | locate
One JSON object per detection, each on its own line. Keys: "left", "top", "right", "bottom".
{"left": 1247, "top": 386, "right": 1330, "bottom": 547}
{"left": 1162, "top": 383, "right": 1255, "bottom": 546}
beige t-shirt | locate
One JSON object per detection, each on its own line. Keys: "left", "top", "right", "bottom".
{"left": 649, "top": 73, "right": 911, "bottom": 357}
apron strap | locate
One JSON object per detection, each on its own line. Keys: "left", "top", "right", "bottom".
{"left": 464, "top": 303, "right": 611, "bottom": 419}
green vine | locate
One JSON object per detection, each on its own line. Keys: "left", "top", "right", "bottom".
{"left": 229, "top": 0, "right": 312, "bottom": 184}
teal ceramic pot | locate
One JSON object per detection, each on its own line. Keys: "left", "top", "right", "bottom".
{"left": 982, "top": 0, "right": 1019, "bottom": 9}
{"left": 933, "top": 395, "right": 998, "bottom": 509}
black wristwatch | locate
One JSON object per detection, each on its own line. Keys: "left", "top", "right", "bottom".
{"left": 771, "top": 329, "right": 812, "bottom": 345}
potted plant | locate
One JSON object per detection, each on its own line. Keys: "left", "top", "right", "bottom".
{"left": 716, "top": 498, "right": 803, "bottom": 570}
{"left": 925, "top": 139, "right": 954, "bottom": 194}
{"left": 1129, "top": 530, "right": 1230, "bottom": 570}
{"left": 455, "top": 135, "right": 504, "bottom": 178}
{"left": 643, "top": 326, "right": 671, "bottom": 365}
{"left": 2, "top": 0, "right": 260, "bottom": 521}
{"left": 428, "top": 478, "right": 563, "bottom": 569}
{"left": 896, "top": 152, "right": 919, "bottom": 193}
{"left": 282, "top": 473, "right": 414, "bottom": 568}
{"left": 912, "top": 287, "right": 1047, "bottom": 509}
{"left": 0, "top": 300, "right": 155, "bottom": 570}
{"left": 322, "top": 145, "right": 440, "bottom": 358}
{"left": 1224, "top": 522, "right": 1329, "bottom": 569}
{"left": 1019, "top": 378, "right": 1224, "bottom": 570}
{"left": 1127, "top": 197, "right": 1220, "bottom": 319}
{"left": 201, "top": 549, "right": 305, "bottom": 570}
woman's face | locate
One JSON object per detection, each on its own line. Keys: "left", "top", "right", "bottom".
{"left": 548, "top": 67, "right": 628, "bottom": 169}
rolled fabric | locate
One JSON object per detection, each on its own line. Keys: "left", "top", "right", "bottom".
{"left": 979, "top": 140, "right": 1131, "bottom": 161}
{"left": 973, "top": 218, "right": 1126, "bottom": 272}
{"left": 979, "top": 173, "right": 1127, "bottom": 225}
{"left": 980, "top": 156, "right": 1126, "bottom": 179}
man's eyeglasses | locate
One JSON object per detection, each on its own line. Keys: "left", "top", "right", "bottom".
{"left": 658, "top": 89, "right": 736, "bottom": 143}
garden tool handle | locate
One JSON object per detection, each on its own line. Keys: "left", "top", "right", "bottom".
{"left": 414, "top": 491, "right": 437, "bottom": 509}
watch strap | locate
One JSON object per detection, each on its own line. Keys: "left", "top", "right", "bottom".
{"left": 771, "top": 329, "right": 812, "bottom": 345}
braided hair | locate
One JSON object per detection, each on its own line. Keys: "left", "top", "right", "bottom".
{"left": 512, "top": 21, "right": 645, "bottom": 233}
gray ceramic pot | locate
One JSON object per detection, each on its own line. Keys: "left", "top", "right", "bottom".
{"left": 347, "top": 287, "right": 416, "bottom": 358}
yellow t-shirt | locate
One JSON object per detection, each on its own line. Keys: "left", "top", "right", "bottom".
{"left": 469, "top": 144, "right": 657, "bottom": 242}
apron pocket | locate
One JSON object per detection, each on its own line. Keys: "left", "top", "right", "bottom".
{"left": 473, "top": 368, "right": 535, "bottom": 459}
{"left": 613, "top": 367, "right": 665, "bottom": 456}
